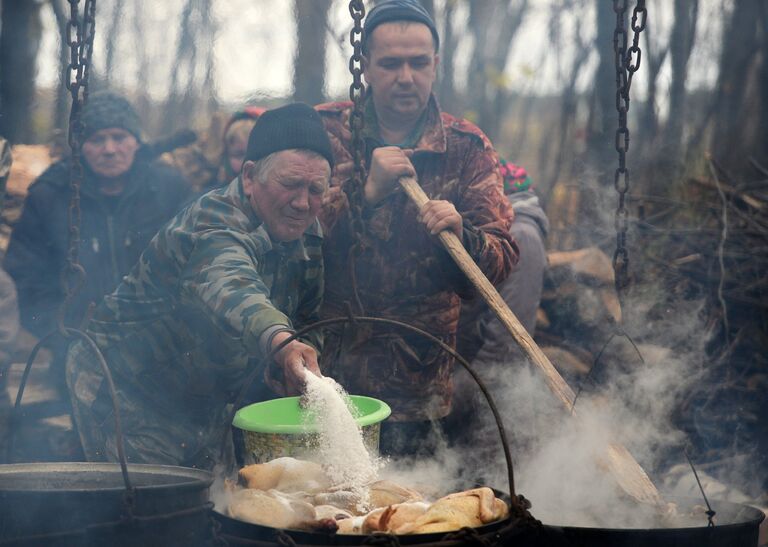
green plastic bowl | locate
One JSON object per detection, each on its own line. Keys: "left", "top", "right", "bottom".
{"left": 233, "top": 395, "right": 391, "bottom": 464}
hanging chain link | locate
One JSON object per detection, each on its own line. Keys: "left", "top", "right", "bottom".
{"left": 346, "top": 0, "right": 367, "bottom": 313}
{"left": 611, "top": 0, "right": 646, "bottom": 298}
{"left": 59, "top": 0, "right": 97, "bottom": 333}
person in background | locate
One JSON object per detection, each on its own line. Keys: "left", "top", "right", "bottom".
{"left": 3, "top": 92, "right": 190, "bottom": 400}
{"left": 457, "top": 160, "right": 549, "bottom": 361}
{"left": 66, "top": 103, "right": 332, "bottom": 469}
{"left": 220, "top": 106, "right": 266, "bottom": 186}
{"left": 448, "top": 160, "right": 549, "bottom": 466}
{"left": 316, "top": 0, "right": 518, "bottom": 457}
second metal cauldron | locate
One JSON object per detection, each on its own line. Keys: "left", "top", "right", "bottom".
{"left": 0, "top": 462, "right": 213, "bottom": 547}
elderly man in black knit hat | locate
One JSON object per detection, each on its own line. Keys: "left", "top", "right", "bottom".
{"left": 66, "top": 103, "right": 332, "bottom": 468}
{"left": 4, "top": 92, "right": 190, "bottom": 412}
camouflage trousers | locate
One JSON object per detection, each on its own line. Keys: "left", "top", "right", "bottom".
{"left": 66, "top": 340, "right": 235, "bottom": 470}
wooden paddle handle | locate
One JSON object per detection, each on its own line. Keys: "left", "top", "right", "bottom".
{"left": 399, "top": 176, "right": 577, "bottom": 411}
{"left": 400, "top": 175, "right": 664, "bottom": 506}
{"left": 400, "top": 177, "right": 664, "bottom": 507}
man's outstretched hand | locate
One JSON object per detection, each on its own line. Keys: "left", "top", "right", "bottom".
{"left": 271, "top": 331, "right": 322, "bottom": 395}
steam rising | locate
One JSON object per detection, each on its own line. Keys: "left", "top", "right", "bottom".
{"left": 378, "top": 281, "right": 765, "bottom": 529}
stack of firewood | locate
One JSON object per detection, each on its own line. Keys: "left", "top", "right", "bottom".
{"left": 0, "top": 145, "right": 53, "bottom": 254}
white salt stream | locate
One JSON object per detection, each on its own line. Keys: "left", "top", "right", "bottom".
{"left": 301, "top": 371, "right": 382, "bottom": 511}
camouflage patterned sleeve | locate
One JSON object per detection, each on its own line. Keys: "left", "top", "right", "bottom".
{"left": 294, "top": 258, "right": 324, "bottom": 354}
{"left": 178, "top": 229, "right": 292, "bottom": 357}
{"left": 456, "top": 143, "right": 518, "bottom": 286}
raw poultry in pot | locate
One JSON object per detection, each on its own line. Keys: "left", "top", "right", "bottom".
{"left": 225, "top": 457, "right": 510, "bottom": 535}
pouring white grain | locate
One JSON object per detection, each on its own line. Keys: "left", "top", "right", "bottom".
{"left": 302, "top": 371, "right": 381, "bottom": 511}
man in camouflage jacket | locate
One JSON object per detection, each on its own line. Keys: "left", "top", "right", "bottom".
{"left": 315, "top": 0, "right": 518, "bottom": 452}
{"left": 66, "top": 104, "right": 334, "bottom": 468}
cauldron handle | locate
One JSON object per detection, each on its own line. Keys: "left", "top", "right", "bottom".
{"left": 225, "top": 315, "right": 518, "bottom": 499}
{"left": 9, "top": 328, "right": 134, "bottom": 493}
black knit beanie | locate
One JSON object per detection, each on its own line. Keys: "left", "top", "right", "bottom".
{"left": 245, "top": 103, "right": 334, "bottom": 168}
{"left": 80, "top": 92, "right": 142, "bottom": 142}
{"left": 363, "top": 0, "right": 439, "bottom": 53}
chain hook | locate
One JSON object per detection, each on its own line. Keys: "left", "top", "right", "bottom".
{"left": 346, "top": 0, "right": 368, "bottom": 315}
{"left": 611, "top": 0, "right": 646, "bottom": 303}
{"left": 58, "top": 0, "right": 97, "bottom": 335}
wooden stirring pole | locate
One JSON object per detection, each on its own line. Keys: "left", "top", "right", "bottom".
{"left": 399, "top": 176, "right": 664, "bottom": 507}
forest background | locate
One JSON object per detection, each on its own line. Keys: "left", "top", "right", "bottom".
{"left": 0, "top": 0, "right": 766, "bottom": 510}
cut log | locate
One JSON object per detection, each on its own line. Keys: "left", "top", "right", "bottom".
{"left": 6, "top": 145, "right": 52, "bottom": 196}
{"left": 548, "top": 247, "right": 615, "bottom": 285}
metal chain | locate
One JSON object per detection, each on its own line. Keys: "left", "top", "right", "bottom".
{"left": 59, "top": 0, "right": 97, "bottom": 333}
{"left": 346, "top": 0, "right": 367, "bottom": 313}
{"left": 611, "top": 0, "right": 646, "bottom": 298}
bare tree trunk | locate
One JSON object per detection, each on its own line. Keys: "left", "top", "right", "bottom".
{"left": 658, "top": 0, "right": 697, "bottom": 177}
{"left": 541, "top": 3, "right": 592, "bottom": 196}
{"left": 49, "top": 0, "right": 70, "bottom": 135}
{"left": 292, "top": 0, "right": 332, "bottom": 105}
{"left": 164, "top": 0, "right": 198, "bottom": 132}
{"left": 467, "top": 0, "right": 528, "bottom": 141}
{"left": 132, "top": 1, "right": 152, "bottom": 133}
{"left": 638, "top": 10, "right": 670, "bottom": 158}
{"left": 0, "top": 0, "right": 43, "bottom": 143}
{"left": 759, "top": 3, "right": 768, "bottom": 164}
{"left": 104, "top": 0, "right": 126, "bottom": 86}
{"left": 200, "top": 0, "right": 217, "bottom": 116}
{"left": 585, "top": 0, "right": 617, "bottom": 183}
{"left": 437, "top": 0, "right": 458, "bottom": 114}
{"left": 711, "top": 0, "right": 765, "bottom": 174}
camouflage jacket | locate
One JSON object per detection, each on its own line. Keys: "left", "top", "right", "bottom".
{"left": 66, "top": 177, "right": 323, "bottom": 467}
{"left": 315, "top": 96, "right": 517, "bottom": 421}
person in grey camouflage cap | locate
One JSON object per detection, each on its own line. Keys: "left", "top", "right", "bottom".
{"left": 65, "top": 103, "right": 333, "bottom": 469}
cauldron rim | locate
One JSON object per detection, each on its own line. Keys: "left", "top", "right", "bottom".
{"left": 542, "top": 495, "right": 765, "bottom": 532}
{"left": 0, "top": 461, "right": 213, "bottom": 494}
{"left": 212, "top": 507, "right": 513, "bottom": 545}
{"left": 214, "top": 494, "right": 765, "bottom": 543}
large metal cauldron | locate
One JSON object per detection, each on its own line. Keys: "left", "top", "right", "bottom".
{"left": 0, "top": 462, "right": 213, "bottom": 547}
{"left": 212, "top": 496, "right": 542, "bottom": 546}
{"left": 211, "top": 495, "right": 764, "bottom": 547}
{"left": 4, "top": 331, "right": 215, "bottom": 546}
{"left": 550, "top": 496, "right": 764, "bottom": 547}
{"left": 216, "top": 318, "right": 765, "bottom": 546}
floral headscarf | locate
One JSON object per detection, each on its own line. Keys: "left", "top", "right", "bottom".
{"left": 499, "top": 158, "right": 533, "bottom": 194}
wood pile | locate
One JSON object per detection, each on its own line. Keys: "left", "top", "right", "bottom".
{"left": 534, "top": 246, "right": 625, "bottom": 386}
{"left": 533, "top": 157, "right": 767, "bottom": 500}
{"left": 0, "top": 145, "right": 53, "bottom": 254}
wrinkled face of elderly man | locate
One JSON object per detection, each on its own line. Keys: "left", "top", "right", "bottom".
{"left": 242, "top": 149, "right": 330, "bottom": 242}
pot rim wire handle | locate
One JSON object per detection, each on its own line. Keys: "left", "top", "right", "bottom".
{"left": 8, "top": 328, "right": 135, "bottom": 498}
{"left": 224, "top": 315, "right": 526, "bottom": 512}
